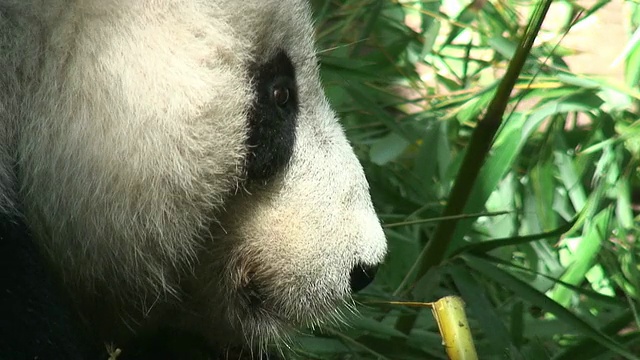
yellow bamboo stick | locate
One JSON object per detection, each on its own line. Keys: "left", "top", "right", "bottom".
{"left": 388, "top": 295, "right": 478, "bottom": 359}
{"left": 431, "top": 296, "right": 478, "bottom": 360}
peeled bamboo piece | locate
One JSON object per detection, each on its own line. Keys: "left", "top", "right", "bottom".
{"left": 431, "top": 296, "right": 478, "bottom": 360}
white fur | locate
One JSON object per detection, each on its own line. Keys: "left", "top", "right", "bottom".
{"left": 0, "top": 0, "right": 386, "bottom": 351}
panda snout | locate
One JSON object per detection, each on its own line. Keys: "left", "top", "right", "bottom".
{"left": 349, "top": 263, "right": 379, "bottom": 293}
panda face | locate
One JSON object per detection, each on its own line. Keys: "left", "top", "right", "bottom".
{"left": 189, "top": 57, "right": 386, "bottom": 346}
{"left": 11, "top": 0, "right": 386, "bottom": 351}
{"left": 184, "top": 1, "right": 386, "bottom": 345}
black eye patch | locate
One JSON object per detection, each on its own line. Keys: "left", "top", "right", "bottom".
{"left": 245, "top": 51, "right": 298, "bottom": 182}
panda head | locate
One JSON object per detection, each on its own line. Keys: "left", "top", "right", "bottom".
{"left": 183, "top": 1, "right": 387, "bottom": 345}
{"left": 16, "top": 0, "right": 386, "bottom": 350}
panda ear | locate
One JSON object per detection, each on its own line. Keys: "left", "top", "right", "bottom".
{"left": 245, "top": 51, "right": 298, "bottom": 182}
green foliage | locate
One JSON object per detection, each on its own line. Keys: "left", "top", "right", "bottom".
{"left": 288, "top": 0, "right": 640, "bottom": 358}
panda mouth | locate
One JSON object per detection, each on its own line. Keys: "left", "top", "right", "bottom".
{"left": 242, "top": 276, "right": 268, "bottom": 309}
{"left": 236, "top": 273, "right": 338, "bottom": 325}
{"left": 237, "top": 270, "right": 282, "bottom": 318}
{"left": 227, "top": 255, "right": 353, "bottom": 342}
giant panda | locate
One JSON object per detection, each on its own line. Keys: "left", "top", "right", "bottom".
{"left": 0, "top": 0, "right": 387, "bottom": 359}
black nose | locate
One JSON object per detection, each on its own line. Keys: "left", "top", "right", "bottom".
{"left": 349, "top": 263, "right": 379, "bottom": 293}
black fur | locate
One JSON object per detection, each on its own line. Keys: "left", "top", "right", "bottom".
{"left": 0, "top": 214, "right": 224, "bottom": 358}
{"left": 246, "top": 51, "right": 298, "bottom": 181}
{"left": 0, "top": 213, "right": 98, "bottom": 360}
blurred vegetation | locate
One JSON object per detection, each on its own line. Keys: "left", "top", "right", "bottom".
{"left": 291, "top": 0, "right": 640, "bottom": 359}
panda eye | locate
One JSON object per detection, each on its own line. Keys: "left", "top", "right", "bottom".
{"left": 272, "top": 85, "right": 290, "bottom": 107}
{"left": 246, "top": 51, "right": 299, "bottom": 182}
